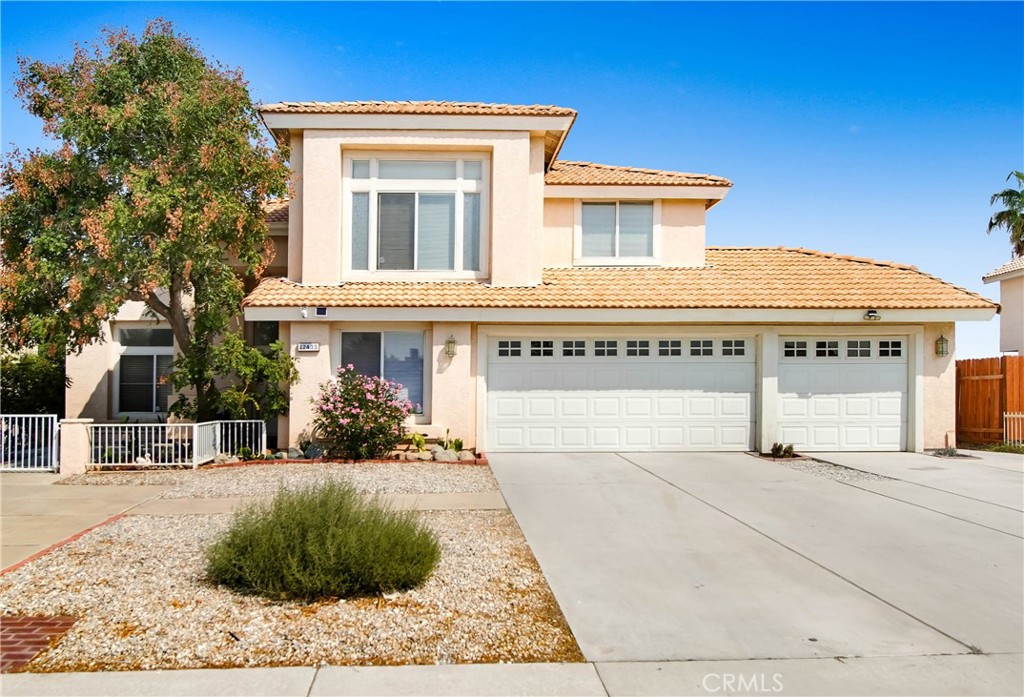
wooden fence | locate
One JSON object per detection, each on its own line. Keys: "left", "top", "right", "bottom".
{"left": 956, "top": 355, "right": 1024, "bottom": 444}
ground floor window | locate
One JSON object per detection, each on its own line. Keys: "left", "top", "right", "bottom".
{"left": 116, "top": 327, "right": 174, "bottom": 413}
{"left": 341, "top": 331, "right": 425, "bottom": 413}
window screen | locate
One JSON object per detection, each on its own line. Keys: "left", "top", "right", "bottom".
{"left": 378, "top": 193, "right": 415, "bottom": 270}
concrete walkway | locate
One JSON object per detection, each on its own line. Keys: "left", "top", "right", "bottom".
{"left": 0, "top": 473, "right": 168, "bottom": 569}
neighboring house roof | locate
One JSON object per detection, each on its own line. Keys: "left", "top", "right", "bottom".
{"left": 243, "top": 247, "right": 995, "bottom": 310}
{"left": 982, "top": 256, "right": 1024, "bottom": 283}
{"left": 262, "top": 198, "right": 290, "bottom": 224}
{"left": 545, "top": 161, "right": 731, "bottom": 187}
{"left": 259, "top": 101, "right": 577, "bottom": 117}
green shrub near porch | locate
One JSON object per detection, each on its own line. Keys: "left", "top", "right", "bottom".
{"left": 205, "top": 480, "right": 440, "bottom": 600}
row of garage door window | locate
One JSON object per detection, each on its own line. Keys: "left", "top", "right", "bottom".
{"left": 495, "top": 338, "right": 904, "bottom": 359}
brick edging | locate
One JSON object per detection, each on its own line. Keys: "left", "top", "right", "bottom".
{"left": 0, "top": 513, "right": 126, "bottom": 577}
{"left": 204, "top": 455, "right": 490, "bottom": 469}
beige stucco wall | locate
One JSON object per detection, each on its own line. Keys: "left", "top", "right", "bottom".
{"left": 660, "top": 200, "right": 707, "bottom": 267}
{"left": 998, "top": 276, "right": 1023, "bottom": 354}
{"left": 283, "top": 321, "right": 333, "bottom": 447}
{"left": 923, "top": 322, "right": 956, "bottom": 448}
{"left": 65, "top": 303, "right": 170, "bottom": 421}
{"left": 295, "top": 129, "right": 540, "bottom": 287}
{"left": 282, "top": 320, "right": 478, "bottom": 449}
{"left": 542, "top": 199, "right": 574, "bottom": 268}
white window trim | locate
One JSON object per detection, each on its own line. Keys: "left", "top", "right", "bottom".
{"left": 573, "top": 199, "right": 661, "bottom": 267}
{"left": 341, "top": 151, "right": 491, "bottom": 280}
{"left": 331, "top": 324, "right": 433, "bottom": 424}
{"left": 112, "top": 323, "right": 175, "bottom": 418}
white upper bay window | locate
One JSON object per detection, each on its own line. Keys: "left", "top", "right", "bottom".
{"left": 344, "top": 154, "right": 489, "bottom": 277}
{"left": 574, "top": 200, "right": 660, "bottom": 266}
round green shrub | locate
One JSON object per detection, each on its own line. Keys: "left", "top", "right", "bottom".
{"left": 205, "top": 480, "right": 441, "bottom": 600}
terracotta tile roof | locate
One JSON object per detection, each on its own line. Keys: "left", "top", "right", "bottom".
{"left": 243, "top": 247, "right": 994, "bottom": 311}
{"left": 983, "top": 256, "right": 1024, "bottom": 282}
{"left": 259, "top": 101, "right": 577, "bottom": 117}
{"left": 262, "top": 199, "right": 289, "bottom": 224}
{"left": 546, "top": 161, "right": 732, "bottom": 187}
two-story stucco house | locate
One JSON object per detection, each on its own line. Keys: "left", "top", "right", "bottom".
{"left": 983, "top": 257, "right": 1023, "bottom": 354}
{"left": 67, "top": 100, "right": 998, "bottom": 453}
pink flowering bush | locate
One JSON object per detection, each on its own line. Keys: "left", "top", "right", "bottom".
{"left": 312, "top": 365, "right": 413, "bottom": 460}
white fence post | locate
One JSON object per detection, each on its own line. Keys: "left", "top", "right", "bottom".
{"left": 1005, "top": 412, "right": 1024, "bottom": 446}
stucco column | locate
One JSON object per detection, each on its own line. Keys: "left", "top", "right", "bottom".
{"left": 757, "top": 329, "right": 779, "bottom": 454}
{"left": 429, "top": 323, "right": 475, "bottom": 447}
{"left": 286, "top": 322, "right": 334, "bottom": 447}
{"left": 59, "top": 418, "right": 93, "bottom": 475}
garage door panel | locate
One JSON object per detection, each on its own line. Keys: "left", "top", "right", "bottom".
{"left": 593, "top": 397, "right": 620, "bottom": 418}
{"left": 559, "top": 427, "right": 588, "bottom": 449}
{"left": 624, "top": 397, "right": 652, "bottom": 417}
{"left": 493, "top": 397, "right": 524, "bottom": 418}
{"left": 778, "top": 337, "right": 907, "bottom": 452}
{"left": 487, "top": 335, "right": 755, "bottom": 452}
{"left": 559, "top": 397, "right": 589, "bottom": 418}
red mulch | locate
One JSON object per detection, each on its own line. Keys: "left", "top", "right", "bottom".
{"left": 204, "top": 455, "right": 490, "bottom": 470}
{"left": 1, "top": 615, "right": 76, "bottom": 672}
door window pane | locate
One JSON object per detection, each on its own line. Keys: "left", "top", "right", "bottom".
{"left": 582, "top": 203, "right": 616, "bottom": 257}
{"left": 155, "top": 355, "right": 173, "bottom": 412}
{"left": 378, "top": 193, "right": 415, "bottom": 270}
{"left": 341, "top": 332, "right": 382, "bottom": 377}
{"left": 618, "top": 203, "right": 654, "bottom": 257}
{"left": 463, "top": 193, "right": 481, "bottom": 271}
{"left": 383, "top": 332, "right": 424, "bottom": 411}
{"left": 352, "top": 192, "right": 370, "bottom": 270}
{"left": 379, "top": 160, "right": 456, "bottom": 180}
{"left": 119, "top": 355, "right": 154, "bottom": 412}
{"left": 417, "top": 194, "right": 455, "bottom": 270}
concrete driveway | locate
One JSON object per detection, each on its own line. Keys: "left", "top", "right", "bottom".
{"left": 490, "top": 451, "right": 1023, "bottom": 694}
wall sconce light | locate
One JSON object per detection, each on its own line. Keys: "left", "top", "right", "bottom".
{"left": 863, "top": 310, "right": 881, "bottom": 321}
{"left": 444, "top": 336, "right": 458, "bottom": 359}
{"left": 935, "top": 335, "right": 949, "bottom": 357}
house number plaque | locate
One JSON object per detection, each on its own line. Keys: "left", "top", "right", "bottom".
{"left": 296, "top": 342, "right": 320, "bottom": 352}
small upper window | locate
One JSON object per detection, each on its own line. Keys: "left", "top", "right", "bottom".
{"left": 626, "top": 340, "right": 650, "bottom": 357}
{"left": 879, "top": 340, "right": 903, "bottom": 357}
{"left": 562, "top": 340, "right": 586, "bottom": 357}
{"left": 498, "top": 340, "right": 521, "bottom": 357}
{"left": 847, "top": 340, "right": 871, "bottom": 358}
{"left": 580, "top": 202, "right": 654, "bottom": 260}
{"left": 690, "top": 340, "right": 713, "bottom": 357}
{"left": 530, "top": 340, "right": 554, "bottom": 357}
{"left": 659, "top": 340, "right": 682, "bottom": 357}
{"left": 722, "top": 339, "right": 745, "bottom": 356}
{"left": 784, "top": 340, "right": 807, "bottom": 358}
{"left": 815, "top": 340, "right": 840, "bottom": 358}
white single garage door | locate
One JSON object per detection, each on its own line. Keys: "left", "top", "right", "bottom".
{"left": 777, "top": 336, "right": 908, "bottom": 451}
{"left": 486, "top": 335, "right": 755, "bottom": 451}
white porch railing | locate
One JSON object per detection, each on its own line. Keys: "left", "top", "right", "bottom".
{"left": 1005, "top": 412, "right": 1024, "bottom": 446}
{"left": 88, "top": 420, "right": 266, "bottom": 469}
{"left": 1, "top": 414, "right": 59, "bottom": 471}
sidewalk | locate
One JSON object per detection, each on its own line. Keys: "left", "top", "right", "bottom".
{"left": 2, "top": 654, "right": 1021, "bottom": 696}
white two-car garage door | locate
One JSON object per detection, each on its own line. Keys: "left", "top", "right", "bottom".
{"left": 777, "top": 336, "right": 908, "bottom": 451}
{"left": 486, "top": 336, "right": 755, "bottom": 451}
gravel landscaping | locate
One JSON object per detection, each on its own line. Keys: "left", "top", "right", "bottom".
{"left": 0, "top": 510, "right": 582, "bottom": 671}
{"left": 58, "top": 462, "right": 499, "bottom": 498}
{"left": 770, "top": 457, "right": 893, "bottom": 483}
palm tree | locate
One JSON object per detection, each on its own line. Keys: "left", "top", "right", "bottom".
{"left": 988, "top": 171, "right": 1024, "bottom": 257}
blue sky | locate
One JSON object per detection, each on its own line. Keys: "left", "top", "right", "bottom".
{"left": 2, "top": 1, "right": 1021, "bottom": 357}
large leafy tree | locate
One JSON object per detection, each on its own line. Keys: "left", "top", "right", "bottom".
{"left": 0, "top": 19, "right": 292, "bottom": 420}
{"left": 988, "top": 171, "right": 1024, "bottom": 257}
